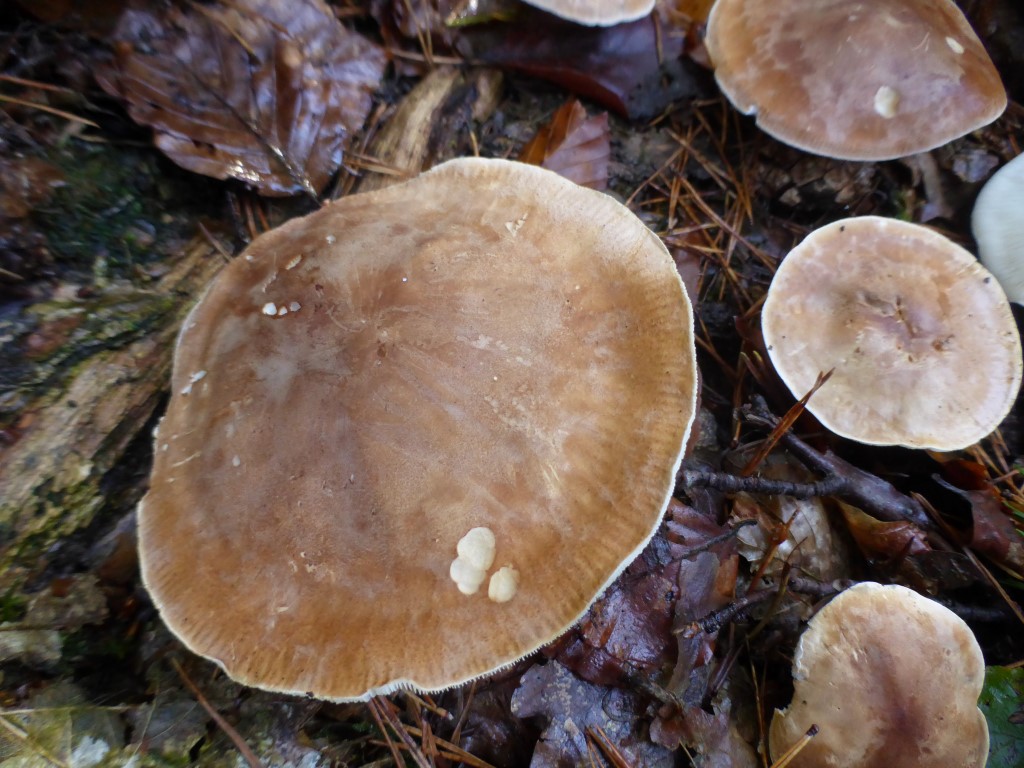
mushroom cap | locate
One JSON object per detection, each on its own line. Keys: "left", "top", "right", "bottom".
{"left": 705, "top": 0, "right": 1007, "bottom": 160}
{"left": 139, "top": 157, "right": 698, "bottom": 701}
{"left": 522, "top": 0, "right": 654, "bottom": 26}
{"left": 761, "top": 216, "right": 1022, "bottom": 451}
{"left": 770, "top": 582, "right": 989, "bottom": 768}
{"left": 973, "top": 152, "right": 1024, "bottom": 303}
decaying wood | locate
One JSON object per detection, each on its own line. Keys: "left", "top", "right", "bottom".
{"left": 355, "top": 65, "right": 502, "bottom": 193}
{"left": 0, "top": 239, "right": 225, "bottom": 587}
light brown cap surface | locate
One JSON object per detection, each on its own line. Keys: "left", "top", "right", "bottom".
{"left": 762, "top": 216, "right": 1022, "bottom": 451}
{"left": 973, "top": 152, "right": 1024, "bottom": 304}
{"left": 139, "top": 157, "right": 698, "bottom": 701}
{"left": 770, "top": 582, "right": 989, "bottom": 768}
{"left": 705, "top": 0, "right": 1007, "bottom": 160}
{"left": 522, "top": 0, "right": 654, "bottom": 25}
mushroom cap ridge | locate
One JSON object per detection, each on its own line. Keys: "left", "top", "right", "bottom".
{"left": 139, "top": 157, "right": 698, "bottom": 701}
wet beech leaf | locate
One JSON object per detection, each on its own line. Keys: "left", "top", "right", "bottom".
{"left": 548, "top": 499, "right": 737, "bottom": 688}
{"left": 460, "top": 7, "right": 704, "bottom": 119}
{"left": 519, "top": 99, "right": 610, "bottom": 190}
{"left": 97, "top": 0, "right": 386, "bottom": 196}
{"left": 935, "top": 475, "right": 1024, "bottom": 571}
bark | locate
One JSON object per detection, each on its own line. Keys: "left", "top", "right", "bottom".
{"left": 0, "top": 238, "right": 225, "bottom": 586}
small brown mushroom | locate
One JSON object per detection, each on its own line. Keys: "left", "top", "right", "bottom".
{"left": 770, "top": 582, "right": 989, "bottom": 768}
{"left": 705, "top": 0, "right": 1007, "bottom": 160}
{"left": 761, "top": 216, "right": 1022, "bottom": 451}
{"left": 139, "top": 157, "right": 698, "bottom": 701}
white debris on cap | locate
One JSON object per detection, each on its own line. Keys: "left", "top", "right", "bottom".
{"left": 449, "top": 527, "right": 496, "bottom": 595}
{"left": 873, "top": 86, "right": 900, "bottom": 119}
{"left": 488, "top": 566, "right": 520, "bottom": 603}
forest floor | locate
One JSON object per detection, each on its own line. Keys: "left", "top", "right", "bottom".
{"left": 0, "top": 1, "right": 1023, "bottom": 766}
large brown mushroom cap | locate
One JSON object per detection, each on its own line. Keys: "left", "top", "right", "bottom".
{"left": 705, "top": 0, "right": 1007, "bottom": 160}
{"left": 523, "top": 0, "right": 654, "bottom": 26}
{"left": 762, "top": 216, "right": 1022, "bottom": 451}
{"left": 140, "top": 157, "right": 698, "bottom": 701}
{"left": 770, "top": 582, "right": 989, "bottom": 768}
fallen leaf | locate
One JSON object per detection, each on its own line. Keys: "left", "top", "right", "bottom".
{"left": 650, "top": 691, "right": 758, "bottom": 768}
{"left": 459, "top": 6, "right": 704, "bottom": 119}
{"left": 732, "top": 454, "right": 851, "bottom": 584}
{"left": 519, "top": 99, "right": 610, "bottom": 190}
{"left": 839, "top": 501, "right": 930, "bottom": 561}
{"left": 979, "top": 666, "right": 1024, "bottom": 768}
{"left": 549, "top": 499, "right": 737, "bottom": 688}
{"left": 934, "top": 476, "right": 1024, "bottom": 572}
{"left": 97, "top": 0, "right": 386, "bottom": 196}
{"left": 511, "top": 661, "right": 675, "bottom": 768}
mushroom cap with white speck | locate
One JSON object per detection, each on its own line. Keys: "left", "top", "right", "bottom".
{"left": 973, "top": 152, "right": 1024, "bottom": 304}
{"left": 705, "top": 0, "right": 1007, "bottom": 160}
{"left": 770, "top": 582, "right": 989, "bottom": 768}
{"left": 138, "top": 157, "right": 698, "bottom": 701}
{"left": 761, "top": 216, "right": 1021, "bottom": 450}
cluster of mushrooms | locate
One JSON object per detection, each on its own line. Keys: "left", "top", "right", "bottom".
{"left": 138, "top": 0, "right": 1020, "bottom": 766}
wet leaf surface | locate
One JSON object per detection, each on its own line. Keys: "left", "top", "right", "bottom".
{"left": 460, "top": 7, "right": 707, "bottom": 119}
{"left": 548, "top": 499, "right": 737, "bottom": 689}
{"left": 519, "top": 99, "right": 610, "bottom": 189}
{"left": 511, "top": 660, "right": 674, "bottom": 768}
{"left": 1, "top": 1, "right": 1023, "bottom": 765}
{"left": 97, "top": 0, "right": 386, "bottom": 196}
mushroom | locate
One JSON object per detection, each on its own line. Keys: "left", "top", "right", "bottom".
{"left": 521, "top": 0, "right": 654, "bottom": 26}
{"left": 761, "top": 216, "right": 1022, "bottom": 451}
{"left": 973, "top": 152, "right": 1024, "bottom": 303}
{"left": 770, "top": 582, "right": 989, "bottom": 768}
{"left": 704, "top": 0, "right": 1007, "bottom": 160}
{"left": 139, "top": 157, "right": 699, "bottom": 701}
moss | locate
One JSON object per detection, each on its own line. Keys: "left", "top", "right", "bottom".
{"left": 31, "top": 140, "right": 218, "bottom": 281}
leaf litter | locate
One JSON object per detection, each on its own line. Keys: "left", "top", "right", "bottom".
{"left": 2, "top": 1, "right": 1024, "bottom": 766}
{"left": 97, "top": 0, "right": 386, "bottom": 197}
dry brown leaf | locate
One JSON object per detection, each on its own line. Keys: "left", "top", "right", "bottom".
{"left": 839, "top": 501, "right": 931, "bottom": 561}
{"left": 731, "top": 455, "right": 851, "bottom": 584}
{"left": 519, "top": 99, "right": 610, "bottom": 190}
{"left": 97, "top": 0, "right": 386, "bottom": 197}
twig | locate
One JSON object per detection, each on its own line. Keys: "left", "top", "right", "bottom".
{"left": 172, "top": 659, "right": 264, "bottom": 768}
{"left": 368, "top": 697, "right": 433, "bottom": 768}
{"left": 680, "top": 470, "right": 845, "bottom": 500}
{"left": 738, "top": 395, "right": 934, "bottom": 530}
{"left": 366, "top": 698, "right": 405, "bottom": 768}
{"left": 586, "top": 725, "right": 634, "bottom": 768}
{"left": 770, "top": 725, "right": 819, "bottom": 768}
{"left": 0, "top": 94, "right": 99, "bottom": 128}
{"left": 740, "top": 371, "right": 833, "bottom": 476}
{"left": 671, "top": 518, "right": 757, "bottom": 559}
{"left": 0, "top": 714, "right": 68, "bottom": 768}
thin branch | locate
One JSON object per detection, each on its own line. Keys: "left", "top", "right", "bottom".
{"left": 172, "top": 660, "right": 264, "bottom": 768}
